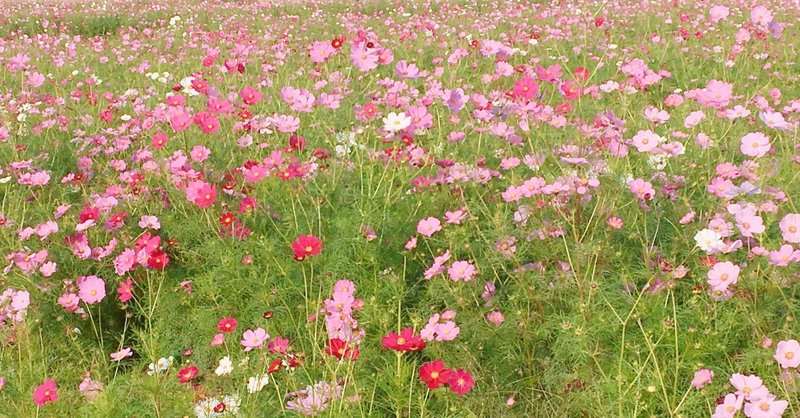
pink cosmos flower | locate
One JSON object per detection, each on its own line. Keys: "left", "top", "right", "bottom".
{"left": 759, "top": 111, "right": 791, "bottom": 131}
{"left": 774, "top": 339, "right": 800, "bottom": 368}
{"left": 185, "top": 181, "right": 217, "bottom": 208}
{"left": 730, "top": 374, "right": 764, "bottom": 400}
{"left": 138, "top": 215, "right": 161, "bottom": 230}
{"left": 77, "top": 275, "right": 106, "bottom": 304}
{"left": 447, "top": 260, "right": 475, "bottom": 281}
{"left": 631, "top": 130, "right": 662, "bottom": 153}
{"left": 445, "top": 210, "right": 467, "bottom": 225}
{"left": 707, "top": 261, "right": 739, "bottom": 292}
{"left": 628, "top": 179, "right": 655, "bottom": 201}
{"left": 190, "top": 145, "right": 211, "bottom": 162}
{"left": 691, "top": 369, "right": 714, "bottom": 389}
{"left": 33, "top": 380, "right": 58, "bottom": 406}
{"left": 768, "top": 245, "right": 800, "bottom": 267}
{"left": 779, "top": 214, "right": 800, "bottom": 243}
{"left": 434, "top": 321, "right": 460, "bottom": 341}
{"left": 350, "top": 43, "right": 379, "bottom": 72}
{"left": 735, "top": 211, "right": 764, "bottom": 237}
{"left": 110, "top": 347, "right": 133, "bottom": 361}
{"left": 487, "top": 311, "right": 505, "bottom": 326}
{"left": 117, "top": 278, "right": 134, "bottom": 302}
{"left": 712, "top": 393, "right": 742, "bottom": 418}
{"left": 58, "top": 293, "right": 80, "bottom": 312}
{"left": 709, "top": 5, "right": 730, "bottom": 23}
{"left": 744, "top": 393, "right": 788, "bottom": 418}
{"left": 309, "top": 41, "right": 335, "bottom": 63}
{"left": 740, "top": 132, "right": 770, "bottom": 158}
{"left": 241, "top": 327, "right": 269, "bottom": 351}
{"left": 240, "top": 86, "right": 261, "bottom": 106}
{"left": 211, "top": 333, "right": 225, "bottom": 346}
{"left": 114, "top": 248, "right": 137, "bottom": 276}
{"left": 750, "top": 6, "right": 773, "bottom": 26}
{"left": 696, "top": 80, "right": 733, "bottom": 109}
{"left": 417, "top": 217, "right": 442, "bottom": 237}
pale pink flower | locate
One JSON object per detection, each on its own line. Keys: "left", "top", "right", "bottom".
{"left": 740, "top": 132, "right": 771, "bottom": 158}
{"left": 707, "top": 261, "right": 739, "bottom": 292}
{"left": 241, "top": 328, "right": 269, "bottom": 351}
{"left": 774, "top": 340, "right": 800, "bottom": 368}
{"left": 110, "top": 347, "right": 133, "bottom": 361}
{"left": 779, "top": 214, "right": 800, "bottom": 243}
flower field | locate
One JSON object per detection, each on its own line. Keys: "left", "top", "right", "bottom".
{"left": 0, "top": 0, "right": 799, "bottom": 416}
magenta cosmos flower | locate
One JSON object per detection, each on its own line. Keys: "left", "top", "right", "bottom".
{"left": 33, "top": 379, "right": 58, "bottom": 406}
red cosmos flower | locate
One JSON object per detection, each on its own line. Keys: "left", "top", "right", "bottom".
{"left": 240, "top": 86, "right": 261, "bottom": 106}
{"left": 217, "top": 317, "right": 238, "bottom": 333}
{"left": 219, "top": 212, "right": 236, "bottom": 227}
{"left": 419, "top": 359, "right": 452, "bottom": 389}
{"left": 147, "top": 250, "right": 169, "bottom": 270}
{"left": 287, "top": 353, "right": 304, "bottom": 368}
{"left": 268, "top": 358, "right": 283, "bottom": 374}
{"left": 291, "top": 235, "right": 322, "bottom": 261}
{"left": 448, "top": 369, "right": 474, "bottom": 396}
{"left": 177, "top": 365, "right": 199, "bottom": 383}
{"left": 594, "top": 16, "right": 605, "bottom": 27}
{"left": 324, "top": 338, "right": 359, "bottom": 360}
{"left": 331, "top": 36, "right": 345, "bottom": 49}
{"left": 289, "top": 135, "right": 306, "bottom": 152}
{"left": 381, "top": 327, "right": 426, "bottom": 352}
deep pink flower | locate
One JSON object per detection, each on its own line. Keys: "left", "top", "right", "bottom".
{"left": 33, "top": 380, "right": 58, "bottom": 406}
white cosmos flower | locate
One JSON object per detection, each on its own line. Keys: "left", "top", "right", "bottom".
{"left": 247, "top": 374, "right": 270, "bottom": 393}
{"left": 694, "top": 229, "right": 723, "bottom": 253}
{"left": 214, "top": 356, "right": 233, "bottom": 376}
{"left": 382, "top": 112, "right": 411, "bottom": 133}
